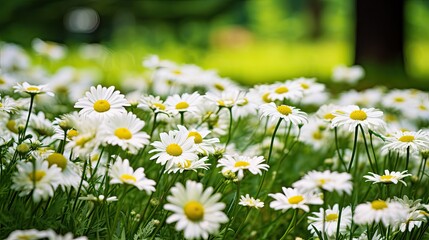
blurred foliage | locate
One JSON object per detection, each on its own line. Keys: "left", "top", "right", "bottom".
{"left": 1, "top": 0, "right": 428, "bottom": 87}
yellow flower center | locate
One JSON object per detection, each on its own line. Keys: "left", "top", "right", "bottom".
{"left": 188, "top": 131, "right": 203, "bottom": 144}
{"left": 67, "top": 129, "right": 79, "bottom": 140}
{"left": 326, "top": 213, "right": 338, "bottom": 222}
{"left": 324, "top": 113, "right": 335, "bottom": 120}
{"left": 419, "top": 105, "right": 427, "bottom": 110}
{"left": 288, "top": 195, "right": 304, "bottom": 204}
{"left": 312, "top": 131, "right": 323, "bottom": 140}
{"left": 166, "top": 143, "right": 183, "bottom": 156}
{"left": 394, "top": 97, "right": 404, "bottom": 103}
{"left": 76, "top": 136, "right": 92, "bottom": 147}
{"left": 46, "top": 153, "right": 68, "bottom": 170}
{"left": 120, "top": 173, "right": 137, "bottom": 183}
{"left": 175, "top": 101, "right": 189, "bottom": 110}
{"left": 178, "top": 160, "right": 193, "bottom": 169}
{"left": 301, "top": 83, "right": 310, "bottom": 89}
{"left": 237, "top": 98, "right": 249, "bottom": 106}
{"left": 153, "top": 103, "right": 166, "bottom": 110}
{"left": 26, "top": 86, "right": 40, "bottom": 92}
{"left": 234, "top": 161, "right": 250, "bottom": 168}
{"left": 277, "top": 105, "right": 292, "bottom": 115}
{"left": 349, "top": 110, "right": 367, "bottom": 121}
{"left": 275, "top": 86, "right": 289, "bottom": 94}
{"left": 380, "top": 175, "right": 393, "bottom": 181}
{"left": 184, "top": 200, "right": 204, "bottom": 221}
{"left": 172, "top": 69, "right": 182, "bottom": 75}
{"left": 217, "top": 100, "right": 226, "bottom": 107}
{"left": 399, "top": 135, "right": 414, "bottom": 142}
{"left": 0, "top": 103, "right": 3, "bottom": 108}
{"left": 262, "top": 92, "right": 272, "bottom": 103}
{"left": 0, "top": 78, "right": 5, "bottom": 84}
{"left": 318, "top": 178, "right": 328, "bottom": 185}
{"left": 28, "top": 170, "right": 46, "bottom": 182}
{"left": 93, "top": 100, "right": 111, "bottom": 113}
{"left": 114, "top": 128, "right": 132, "bottom": 140}
{"left": 371, "top": 200, "right": 388, "bottom": 210}
{"left": 214, "top": 83, "right": 225, "bottom": 91}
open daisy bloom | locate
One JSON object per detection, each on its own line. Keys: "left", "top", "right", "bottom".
{"left": 164, "top": 180, "right": 228, "bottom": 239}
{"left": 259, "top": 102, "right": 308, "bottom": 125}
{"left": 74, "top": 85, "right": 130, "bottom": 120}
{"left": 109, "top": 157, "right": 156, "bottom": 193}
{"left": 217, "top": 155, "right": 269, "bottom": 181}
{"left": 353, "top": 199, "right": 408, "bottom": 227}
{"left": 292, "top": 170, "right": 352, "bottom": 195}
{"left": 149, "top": 130, "right": 198, "bottom": 169}
{"left": 331, "top": 105, "right": 385, "bottom": 132}
{"left": 13, "top": 82, "right": 54, "bottom": 96}
{"left": 364, "top": 170, "right": 411, "bottom": 186}
{"left": 239, "top": 194, "right": 264, "bottom": 209}
{"left": 308, "top": 204, "right": 352, "bottom": 237}
{"left": 269, "top": 187, "right": 323, "bottom": 212}
{"left": 382, "top": 130, "right": 429, "bottom": 154}
{"left": 165, "top": 92, "right": 202, "bottom": 116}
{"left": 100, "top": 112, "right": 150, "bottom": 154}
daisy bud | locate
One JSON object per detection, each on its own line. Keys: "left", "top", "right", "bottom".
{"left": 411, "top": 175, "right": 419, "bottom": 183}
{"left": 16, "top": 143, "right": 30, "bottom": 154}
{"left": 421, "top": 150, "right": 429, "bottom": 159}
{"left": 6, "top": 120, "right": 18, "bottom": 133}
{"left": 150, "top": 198, "right": 159, "bottom": 206}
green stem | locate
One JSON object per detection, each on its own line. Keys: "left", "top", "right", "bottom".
{"left": 347, "top": 125, "right": 359, "bottom": 173}
{"left": 256, "top": 118, "right": 282, "bottom": 198}
{"left": 222, "top": 182, "right": 240, "bottom": 240}
{"left": 20, "top": 94, "right": 35, "bottom": 142}
{"left": 359, "top": 125, "right": 377, "bottom": 173}
{"left": 224, "top": 107, "right": 233, "bottom": 149}
{"left": 335, "top": 127, "right": 347, "bottom": 171}
{"left": 72, "top": 159, "right": 88, "bottom": 212}
{"left": 280, "top": 209, "right": 298, "bottom": 240}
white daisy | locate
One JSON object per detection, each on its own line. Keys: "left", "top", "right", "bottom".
{"left": 267, "top": 80, "right": 303, "bottom": 102}
{"left": 13, "top": 82, "right": 54, "bottom": 96}
{"left": 232, "top": 92, "right": 259, "bottom": 118}
{"left": 6, "top": 229, "right": 51, "bottom": 240}
{"left": 0, "top": 96, "right": 17, "bottom": 113}
{"left": 149, "top": 130, "right": 198, "bottom": 169}
{"left": 0, "top": 43, "right": 30, "bottom": 71}
{"left": 32, "top": 38, "right": 67, "bottom": 60}
{"left": 217, "top": 155, "right": 269, "bottom": 181}
{"left": 164, "top": 180, "right": 228, "bottom": 239}
{"left": 45, "top": 152, "right": 85, "bottom": 191}
{"left": 269, "top": 187, "right": 323, "bottom": 212}
{"left": 353, "top": 199, "right": 408, "bottom": 227}
{"left": 65, "top": 115, "right": 102, "bottom": 158}
{"left": 300, "top": 117, "right": 331, "bottom": 150}
{"left": 74, "top": 85, "right": 130, "bottom": 120}
{"left": 381, "top": 89, "right": 418, "bottom": 112}
{"left": 165, "top": 92, "right": 203, "bottom": 116}
{"left": 109, "top": 157, "right": 156, "bottom": 193}
{"left": 239, "top": 194, "right": 264, "bottom": 209}
{"left": 332, "top": 65, "right": 364, "bottom": 84}
{"left": 308, "top": 204, "right": 352, "bottom": 237}
{"left": 259, "top": 102, "right": 308, "bottom": 125}
{"left": 381, "top": 130, "right": 429, "bottom": 154}
{"left": 205, "top": 89, "right": 245, "bottom": 108}
{"left": 292, "top": 170, "right": 353, "bottom": 195}
{"left": 331, "top": 105, "right": 385, "bottom": 132}
{"left": 177, "top": 125, "right": 219, "bottom": 155}
{"left": 99, "top": 112, "right": 150, "bottom": 154}
{"left": 364, "top": 170, "right": 411, "bottom": 186}
{"left": 11, "top": 157, "right": 61, "bottom": 202}
{"left": 316, "top": 104, "right": 343, "bottom": 123}
{"left": 138, "top": 95, "right": 170, "bottom": 114}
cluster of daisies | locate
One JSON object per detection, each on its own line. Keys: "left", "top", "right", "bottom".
{"left": 1, "top": 41, "right": 429, "bottom": 239}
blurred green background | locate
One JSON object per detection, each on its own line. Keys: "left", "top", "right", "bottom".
{"left": 1, "top": 0, "right": 428, "bottom": 88}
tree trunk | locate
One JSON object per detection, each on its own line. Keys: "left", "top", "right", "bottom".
{"left": 354, "top": 0, "right": 405, "bottom": 73}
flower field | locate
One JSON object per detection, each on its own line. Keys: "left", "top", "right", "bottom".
{"left": 0, "top": 41, "right": 428, "bottom": 240}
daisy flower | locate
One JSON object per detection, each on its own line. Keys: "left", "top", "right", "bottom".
{"left": 165, "top": 92, "right": 203, "bottom": 116}
{"left": 381, "top": 89, "right": 418, "bottom": 112}
{"left": 381, "top": 130, "right": 429, "bottom": 153}
{"left": 99, "top": 112, "right": 150, "bottom": 154}
{"left": 13, "top": 82, "right": 55, "bottom": 96}
{"left": 300, "top": 117, "right": 331, "bottom": 150}
{"left": 331, "top": 105, "right": 385, "bottom": 132}
{"left": 239, "top": 194, "right": 264, "bottom": 209}
{"left": 0, "top": 43, "right": 30, "bottom": 71}
{"left": 65, "top": 115, "right": 102, "bottom": 158}
{"left": 259, "top": 103, "right": 308, "bottom": 125}
{"left": 292, "top": 170, "right": 353, "bottom": 195}
{"left": 166, "top": 156, "right": 211, "bottom": 174}
{"left": 149, "top": 130, "right": 198, "bottom": 169}
{"left": 269, "top": 187, "right": 323, "bottom": 212}
{"left": 332, "top": 65, "right": 364, "bottom": 84}
{"left": 74, "top": 85, "right": 130, "bottom": 120}
{"left": 11, "top": 157, "right": 61, "bottom": 202}
{"left": 45, "top": 152, "right": 85, "bottom": 190}
{"left": 177, "top": 125, "right": 219, "bottom": 155}
{"left": 364, "top": 170, "right": 411, "bottom": 186}
{"left": 79, "top": 194, "right": 118, "bottom": 203}
{"left": 109, "top": 157, "right": 156, "bottom": 193}
{"left": 6, "top": 229, "right": 51, "bottom": 240}
{"left": 205, "top": 89, "right": 245, "bottom": 108}
{"left": 308, "top": 204, "right": 352, "bottom": 237}
{"left": 353, "top": 199, "right": 408, "bottom": 227}
{"left": 267, "top": 81, "right": 303, "bottom": 102}
{"left": 164, "top": 180, "right": 228, "bottom": 239}
{"left": 32, "top": 38, "right": 67, "bottom": 60}
{"left": 138, "top": 95, "right": 170, "bottom": 115}
{"left": 217, "top": 155, "right": 269, "bottom": 181}
{"left": 0, "top": 96, "right": 17, "bottom": 113}
{"left": 316, "top": 104, "right": 343, "bottom": 123}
